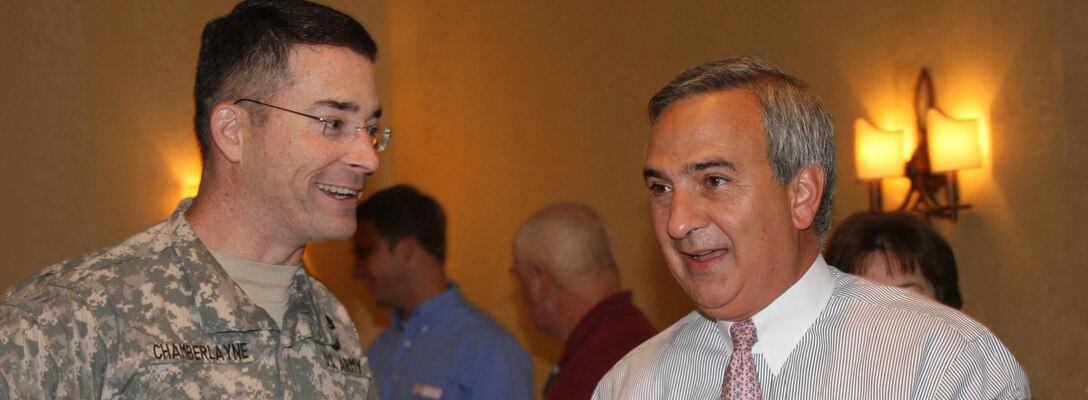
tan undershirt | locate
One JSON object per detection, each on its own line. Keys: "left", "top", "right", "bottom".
{"left": 208, "top": 248, "right": 300, "bottom": 328}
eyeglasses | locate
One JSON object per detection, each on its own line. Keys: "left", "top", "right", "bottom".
{"left": 234, "top": 98, "right": 391, "bottom": 152}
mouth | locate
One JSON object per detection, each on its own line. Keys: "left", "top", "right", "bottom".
{"left": 691, "top": 250, "right": 714, "bottom": 261}
{"left": 682, "top": 248, "right": 727, "bottom": 263}
{"left": 317, "top": 183, "right": 363, "bottom": 200}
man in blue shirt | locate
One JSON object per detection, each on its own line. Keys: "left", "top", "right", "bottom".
{"left": 354, "top": 184, "right": 533, "bottom": 400}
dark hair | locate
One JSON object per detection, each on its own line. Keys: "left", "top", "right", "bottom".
{"left": 194, "top": 0, "right": 378, "bottom": 163}
{"left": 356, "top": 185, "right": 447, "bottom": 263}
{"left": 648, "top": 57, "right": 836, "bottom": 239}
{"left": 824, "top": 212, "right": 963, "bottom": 309}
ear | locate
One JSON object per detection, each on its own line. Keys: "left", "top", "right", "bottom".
{"left": 210, "top": 102, "right": 245, "bottom": 163}
{"left": 393, "top": 236, "right": 419, "bottom": 265}
{"left": 788, "top": 164, "right": 825, "bottom": 231}
{"left": 526, "top": 263, "right": 553, "bottom": 303}
{"left": 531, "top": 264, "right": 551, "bottom": 289}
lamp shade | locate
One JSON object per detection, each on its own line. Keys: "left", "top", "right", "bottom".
{"left": 855, "top": 118, "right": 905, "bottom": 180}
{"left": 926, "top": 108, "right": 981, "bottom": 173}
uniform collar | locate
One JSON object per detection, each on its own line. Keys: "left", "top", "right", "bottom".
{"left": 163, "top": 199, "right": 334, "bottom": 347}
{"left": 280, "top": 267, "right": 338, "bottom": 348}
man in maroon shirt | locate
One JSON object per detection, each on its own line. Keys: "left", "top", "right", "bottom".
{"left": 513, "top": 202, "right": 659, "bottom": 400}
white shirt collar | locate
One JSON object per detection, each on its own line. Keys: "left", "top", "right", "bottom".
{"left": 715, "top": 255, "right": 835, "bottom": 375}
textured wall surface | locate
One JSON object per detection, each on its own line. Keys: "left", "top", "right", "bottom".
{"left": 1, "top": 1, "right": 1084, "bottom": 398}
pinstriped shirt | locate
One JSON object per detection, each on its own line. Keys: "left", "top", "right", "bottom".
{"left": 593, "top": 259, "right": 1030, "bottom": 399}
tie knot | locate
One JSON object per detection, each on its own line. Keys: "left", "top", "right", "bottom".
{"left": 730, "top": 319, "right": 757, "bottom": 352}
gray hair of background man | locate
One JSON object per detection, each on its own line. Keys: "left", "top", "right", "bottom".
{"left": 647, "top": 57, "right": 836, "bottom": 238}
{"left": 515, "top": 202, "right": 620, "bottom": 288}
{"left": 193, "top": 0, "right": 379, "bottom": 164}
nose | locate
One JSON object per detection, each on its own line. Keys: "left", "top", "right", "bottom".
{"left": 665, "top": 188, "right": 707, "bottom": 240}
{"left": 345, "top": 138, "right": 380, "bottom": 172}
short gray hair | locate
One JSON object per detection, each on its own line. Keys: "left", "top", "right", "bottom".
{"left": 648, "top": 57, "right": 836, "bottom": 238}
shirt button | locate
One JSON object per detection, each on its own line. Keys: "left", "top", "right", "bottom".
{"left": 393, "top": 375, "right": 399, "bottom": 382}
{"left": 403, "top": 341, "right": 411, "bottom": 348}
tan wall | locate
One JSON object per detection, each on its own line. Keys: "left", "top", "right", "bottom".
{"left": 2, "top": 1, "right": 1084, "bottom": 398}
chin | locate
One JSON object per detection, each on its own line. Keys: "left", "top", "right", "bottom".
{"left": 686, "top": 285, "right": 735, "bottom": 311}
{"left": 316, "top": 220, "right": 358, "bottom": 241}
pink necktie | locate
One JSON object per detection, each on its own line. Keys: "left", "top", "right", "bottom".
{"left": 722, "top": 319, "right": 761, "bottom": 399}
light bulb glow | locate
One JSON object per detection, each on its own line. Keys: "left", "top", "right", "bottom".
{"left": 854, "top": 119, "right": 906, "bottom": 180}
{"left": 926, "top": 108, "right": 981, "bottom": 173}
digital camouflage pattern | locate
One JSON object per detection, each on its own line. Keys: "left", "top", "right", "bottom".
{"left": 0, "top": 200, "right": 376, "bottom": 399}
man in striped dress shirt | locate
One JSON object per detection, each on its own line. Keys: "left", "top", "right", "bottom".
{"left": 593, "top": 57, "right": 1029, "bottom": 399}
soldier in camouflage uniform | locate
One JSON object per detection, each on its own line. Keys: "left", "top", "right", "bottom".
{"left": 0, "top": 1, "right": 386, "bottom": 398}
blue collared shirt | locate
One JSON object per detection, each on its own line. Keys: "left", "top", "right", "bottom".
{"left": 367, "top": 284, "right": 532, "bottom": 400}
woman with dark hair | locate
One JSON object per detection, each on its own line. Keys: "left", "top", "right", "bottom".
{"left": 825, "top": 212, "right": 964, "bottom": 309}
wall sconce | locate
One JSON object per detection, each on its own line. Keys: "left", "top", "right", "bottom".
{"left": 854, "top": 69, "right": 982, "bottom": 222}
{"left": 854, "top": 119, "right": 905, "bottom": 211}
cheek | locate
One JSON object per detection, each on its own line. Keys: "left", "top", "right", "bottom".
{"left": 650, "top": 205, "right": 670, "bottom": 228}
{"left": 651, "top": 208, "right": 681, "bottom": 250}
{"left": 517, "top": 288, "right": 531, "bottom": 307}
{"left": 263, "top": 137, "right": 329, "bottom": 176}
{"left": 734, "top": 198, "right": 792, "bottom": 247}
{"left": 514, "top": 281, "right": 530, "bottom": 302}
{"left": 528, "top": 282, "right": 547, "bottom": 305}
{"left": 366, "top": 256, "right": 390, "bottom": 278}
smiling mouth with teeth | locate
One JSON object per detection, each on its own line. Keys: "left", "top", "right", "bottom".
{"left": 692, "top": 251, "right": 713, "bottom": 261}
{"left": 317, "top": 183, "right": 362, "bottom": 200}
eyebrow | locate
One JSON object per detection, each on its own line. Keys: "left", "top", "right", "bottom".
{"left": 643, "top": 168, "right": 665, "bottom": 180}
{"left": 314, "top": 99, "right": 383, "bottom": 120}
{"left": 643, "top": 158, "right": 737, "bottom": 180}
{"left": 315, "top": 99, "right": 358, "bottom": 111}
{"left": 690, "top": 159, "right": 737, "bottom": 173}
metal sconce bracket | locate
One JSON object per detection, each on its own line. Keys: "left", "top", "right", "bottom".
{"left": 877, "top": 69, "right": 973, "bottom": 223}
